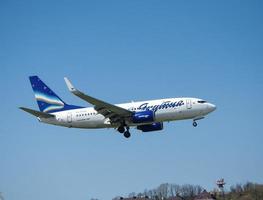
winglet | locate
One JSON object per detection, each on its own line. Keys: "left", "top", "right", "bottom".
{"left": 64, "top": 77, "right": 77, "bottom": 93}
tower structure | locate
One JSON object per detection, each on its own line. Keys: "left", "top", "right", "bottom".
{"left": 216, "top": 178, "right": 226, "bottom": 199}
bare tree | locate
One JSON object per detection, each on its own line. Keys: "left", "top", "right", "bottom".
{"left": 170, "top": 184, "right": 181, "bottom": 197}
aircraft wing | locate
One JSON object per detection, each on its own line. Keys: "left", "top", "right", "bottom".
{"left": 19, "top": 107, "right": 55, "bottom": 118}
{"left": 64, "top": 77, "right": 133, "bottom": 123}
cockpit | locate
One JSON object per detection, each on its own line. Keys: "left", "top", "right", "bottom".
{"left": 197, "top": 100, "right": 207, "bottom": 104}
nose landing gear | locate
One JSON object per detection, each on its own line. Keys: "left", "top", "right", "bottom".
{"left": 192, "top": 116, "right": 204, "bottom": 127}
{"left": 193, "top": 121, "right": 198, "bottom": 127}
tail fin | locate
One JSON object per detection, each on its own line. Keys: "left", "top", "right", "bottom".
{"left": 29, "top": 76, "right": 82, "bottom": 113}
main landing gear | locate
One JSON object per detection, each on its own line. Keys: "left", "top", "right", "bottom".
{"left": 193, "top": 121, "right": 198, "bottom": 127}
{"left": 117, "top": 126, "right": 131, "bottom": 138}
{"left": 124, "top": 129, "right": 131, "bottom": 138}
{"left": 117, "top": 126, "right": 125, "bottom": 133}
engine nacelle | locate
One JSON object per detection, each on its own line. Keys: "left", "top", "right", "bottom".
{"left": 137, "top": 122, "right": 163, "bottom": 132}
{"left": 132, "top": 110, "right": 155, "bottom": 124}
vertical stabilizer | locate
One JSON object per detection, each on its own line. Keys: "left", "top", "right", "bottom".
{"left": 29, "top": 76, "right": 82, "bottom": 113}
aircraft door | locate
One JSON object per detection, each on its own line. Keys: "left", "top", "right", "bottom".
{"left": 67, "top": 113, "right": 72, "bottom": 123}
{"left": 186, "top": 99, "right": 192, "bottom": 109}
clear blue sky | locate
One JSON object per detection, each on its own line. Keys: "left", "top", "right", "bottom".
{"left": 1, "top": 1, "right": 263, "bottom": 199}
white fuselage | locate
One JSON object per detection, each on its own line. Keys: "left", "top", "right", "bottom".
{"left": 40, "top": 97, "right": 216, "bottom": 129}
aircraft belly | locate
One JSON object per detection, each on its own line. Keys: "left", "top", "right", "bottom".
{"left": 155, "top": 109, "right": 181, "bottom": 121}
{"left": 71, "top": 118, "right": 111, "bottom": 128}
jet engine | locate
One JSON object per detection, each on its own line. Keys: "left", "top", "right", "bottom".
{"left": 137, "top": 122, "right": 163, "bottom": 132}
{"left": 132, "top": 110, "right": 155, "bottom": 123}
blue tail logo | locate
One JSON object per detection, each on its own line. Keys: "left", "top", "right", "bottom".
{"left": 29, "top": 76, "right": 82, "bottom": 113}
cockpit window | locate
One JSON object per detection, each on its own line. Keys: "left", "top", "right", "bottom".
{"left": 197, "top": 100, "right": 207, "bottom": 103}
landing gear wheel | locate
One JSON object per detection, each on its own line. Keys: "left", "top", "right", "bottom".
{"left": 193, "top": 121, "right": 197, "bottom": 127}
{"left": 117, "top": 126, "right": 125, "bottom": 133}
{"left": 124, "top": 131, "right": 131, "bottom": 138}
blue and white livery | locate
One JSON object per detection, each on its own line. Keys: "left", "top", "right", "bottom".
{"left": 20, "top": 76, "right": 216, "bottom": 138}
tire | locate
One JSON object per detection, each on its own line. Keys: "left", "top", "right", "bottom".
{"left": 193, "top": 121, "right": 197, "bottom": 127}
{"left": 117, "top": 126, "right": 125, "bottom": 133}
{"left": 124, "top": 131, "right": 131, "bottom": 138}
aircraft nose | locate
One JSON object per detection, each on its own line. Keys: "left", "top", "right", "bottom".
{"left": 208, "top": 103, "right": 216, "bottom": 112}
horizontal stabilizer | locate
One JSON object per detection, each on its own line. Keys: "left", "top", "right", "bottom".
{"left": 19, "top": 107, "right": 55, "bottom": 118}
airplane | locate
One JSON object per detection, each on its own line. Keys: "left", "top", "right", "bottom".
{"left": 20, "top": 76, "right": 216, "bottom": 138}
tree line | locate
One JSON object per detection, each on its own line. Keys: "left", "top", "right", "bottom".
{"left": 221, "top": 182, "right": 263, "bottom": 200}
{"left": 112, "top": 182, "right": 263, "bottom": 200}
{"left": 113, "top": 183, "right": 203, "bottom": 200}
